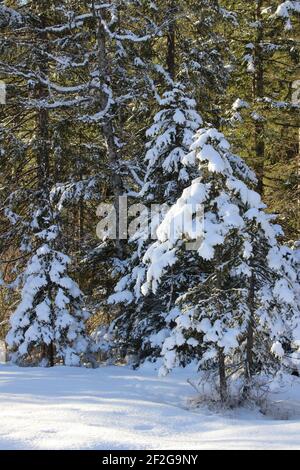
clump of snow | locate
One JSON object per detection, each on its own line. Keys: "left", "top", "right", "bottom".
{"left": 274, "top": 1, "right": 300, "bottom": 29}
{"left": 232, "top": 99, "right": 250, "bottom": 111}
{"left": 275, "top": 1, "right": 300, "bottom": 18}
{"left": 271, "top": 341, "right": 285, "bottom": 358}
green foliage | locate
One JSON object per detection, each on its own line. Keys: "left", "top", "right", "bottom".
{"left": 0, "top": 0, "right": 299, "bottom": 346}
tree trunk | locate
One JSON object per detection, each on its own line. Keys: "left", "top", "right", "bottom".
{"left": 253, "top": 0, "right": 265, "bottom": 196}
{"left": 216, "top": 251, "right": 227, "bottom": 403}
{"left": 47, "top": 342, "right": 55, "bottom": 367}
{"left": 167, "top": 0, "right": 176, "bottom": 80}
{"left": 246, "top": 271, "right": 255, "bottom": 380}
{"left": 35, "top": 7, "right": 54, "bottom": 366}
{"left": 218, "top": 348, "right": 227, "bottom": 403}
{"left": 95, "top": 8, "right": 124, "bottom": 258}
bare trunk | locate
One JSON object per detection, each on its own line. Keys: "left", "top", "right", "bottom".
{"left": 253, "top": 1, "right": 265, "bottom": 196}
{"left": 35, "top": 8, "right": 54, "bottom": 366}
{"left": 216, "top": 251, "right": 227, "bottom": 402}
{"left": 218, "top": 348, "right": 227, "bottom": 403}
{"left": 246, "top": 271, "right": 255, "bottom": 381}
{"left": 47, "top": 342, "right": 55, "bottom": 367}
{"left": 37, "top": 108, "right": 50, "bottom": 189}
{"left": 95, "top": 10, "right": 124, "bottom": 258}
{"left": 167, "top": 1, "right": 176, "bottom": 80}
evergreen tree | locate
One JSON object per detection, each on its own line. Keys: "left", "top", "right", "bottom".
{"left": 221, "top": 0, "right": 300, "bottom": 237}
{"left": 0, "top": 0, "right": 299, "bottom": 383}
{"left": 0, "top": 1, "right": 90, "bottom": 364}
{"left": 142, "top": 127, "right": 299, "bottom": 401}
{"left": 104, "top": 0, "right": 232, "bottom": 364}
{"left": 106, "top": 83, "right": 203, "bottom": 363}
{"left": 6, "top": 205, "right": 89, "bottom": 366}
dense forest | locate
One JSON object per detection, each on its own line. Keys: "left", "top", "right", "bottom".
{"left": 0, "top": 0, "right": 299, "bottom": 403}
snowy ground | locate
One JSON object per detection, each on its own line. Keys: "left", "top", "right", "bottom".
{"left": 1, "top": 363, "right": 300, "bottom": 450}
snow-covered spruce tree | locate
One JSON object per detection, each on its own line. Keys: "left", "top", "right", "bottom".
{"left": 6, "top": 204, "right": 89, "bottom": 366}
{"left": 144, "top": 84, "right": 203, "bottom": 204}
{"left": 276, "top": 241, "right": 300, "bottom": 374}
{"left": 239, "top": 220, "right": 299, "bottom": 385}
{"left": 141, "top": 127, "right": 299, "bottom": 402}
{"left": 0, "top": 2, "right": 90, "bottom": 365}
{"left": 104, "top": 0, "right": 235, "bottom": 363}
{"left": 106, "top": 83, "right": 203, "bottom": 363}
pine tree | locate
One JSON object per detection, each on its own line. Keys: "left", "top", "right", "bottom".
{"left": 176, "top": 0, "right": 232, "bottom": 124}
{"left": 0, "top": 1, "right": 90, "bottom": 365}
{"left": 104, "top": 0, "right": 232, "bottom": 364}
{"left": 106, "top": 82, "right": 203, "bottom": 363}
{"left": 142, "top": 126, "right": 299, "bottom": 401}
{"left": 61, "top": 0, "right": 164, "bottom": 322}
{"left": 221, "top": 0, "right": 300, "bottom": 238}
{"left": 144, "top": 84, "right": 203, "bottom": 204}
{"left": 0, "top": 0, "right": 299, "bottom": 379}
{"left": 0, "top": 0, "right": 163, "bottom": 356}
{"left": 6, "top": 205, "right": 89, "bottom": 366}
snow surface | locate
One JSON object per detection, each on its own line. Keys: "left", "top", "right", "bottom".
{"left": 1, "top": 364, "right": 300, "bottom": 450}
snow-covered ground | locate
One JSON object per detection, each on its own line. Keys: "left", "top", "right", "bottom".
{"left": 1, "top": 364, "right": 300, "bottom": 450}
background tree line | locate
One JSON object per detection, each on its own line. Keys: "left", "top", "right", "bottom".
{"left": 0, "top": 1, "right": 299, "bottom": 384}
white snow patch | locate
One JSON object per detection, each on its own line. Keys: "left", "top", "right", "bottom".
{"left": 1, "top": 365, "right": 300, "bottom": 449}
